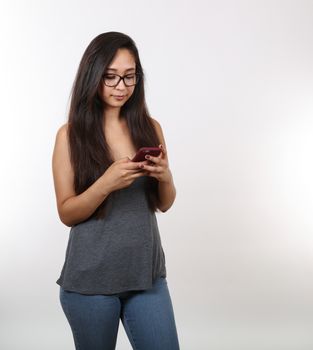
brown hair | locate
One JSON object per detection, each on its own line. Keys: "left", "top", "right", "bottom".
{"left": 66, "top": 32, "right": 160, "bottom": 220}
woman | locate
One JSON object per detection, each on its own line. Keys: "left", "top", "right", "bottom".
{"left": 52, "top": 32, "right": 180, "bottom": 349}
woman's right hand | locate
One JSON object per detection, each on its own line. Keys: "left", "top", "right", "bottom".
{"left": 101, "top": 157, "right": 150, "bottom": 193}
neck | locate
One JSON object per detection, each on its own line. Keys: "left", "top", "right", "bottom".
{"left": 103, "top": 106, "right": 123, "bottom": 126}
{"left": 102, "top": 108, "right": 129, "bottom": 135}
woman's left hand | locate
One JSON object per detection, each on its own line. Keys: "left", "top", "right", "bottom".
{"left": 138, "top": 144, "right": 172, "bottom": 183}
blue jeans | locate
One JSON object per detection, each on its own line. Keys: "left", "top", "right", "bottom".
{"left": 59, "top": 277, "right": 180, "bottom": 350}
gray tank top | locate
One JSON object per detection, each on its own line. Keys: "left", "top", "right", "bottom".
{"left": 56, "top": 175, "right": 166, "bottom": 295}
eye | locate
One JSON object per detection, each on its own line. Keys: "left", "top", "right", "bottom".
{"left": 105, "top": 75, "right": 116, "bottom": 80}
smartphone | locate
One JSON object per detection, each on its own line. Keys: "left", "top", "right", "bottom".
{"left": 131, "top": 147, "right": 161, "bottom": 162}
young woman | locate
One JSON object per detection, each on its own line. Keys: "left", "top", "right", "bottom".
{"left": 52, "top": 32, "right": 180, "bottom": 349}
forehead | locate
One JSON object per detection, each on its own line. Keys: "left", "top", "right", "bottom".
{"left": 107, "top": 49, "right": 136, "bottom": 72}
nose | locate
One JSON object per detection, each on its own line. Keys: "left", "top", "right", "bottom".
{"left": 115, "top": 78, "right": 127, "bottom": 90}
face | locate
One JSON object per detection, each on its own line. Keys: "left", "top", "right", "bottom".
{"left": 99, "top": 48, "right": 137, "bottom": 110}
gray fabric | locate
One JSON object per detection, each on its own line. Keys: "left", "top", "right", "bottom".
{"left": 56, "top": 176, "right": 166, "bottom": 295}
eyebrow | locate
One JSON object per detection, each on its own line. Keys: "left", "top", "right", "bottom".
{"left": 106, "top": 68, "right": 136, "bottom": 72}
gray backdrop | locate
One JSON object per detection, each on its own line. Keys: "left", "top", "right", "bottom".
{"left": 1, "top": 0, "right": 312, "bottom": 349}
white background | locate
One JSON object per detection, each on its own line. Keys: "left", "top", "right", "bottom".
{"left": 1, "top": 1, "right": 313, "bottom": 349}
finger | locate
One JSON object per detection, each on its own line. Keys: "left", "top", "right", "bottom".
{"left": 140, "top": 164, "right": 162, "bottom": 173}
{"left": 144, "top": 154, "right": 162, "bottom": 164}
{"left": 125, "top": 160, "right": 150, "bottom": 170}
{"left": 159, "top": 144, "right": 167, "bottom": 156}
{"left": 130, "top": 170, "right": 149, "bottom": 179}
{"left": 129, "top": 167, "right": 148, "bottom": 174}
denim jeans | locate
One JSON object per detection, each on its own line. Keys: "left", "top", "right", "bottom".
{"left": 59, "top": 277, "right": 180, "bottom": 350}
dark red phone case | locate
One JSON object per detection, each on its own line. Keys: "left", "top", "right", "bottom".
{"left": 132, "top": 147, "right": 161, "bottom": 162}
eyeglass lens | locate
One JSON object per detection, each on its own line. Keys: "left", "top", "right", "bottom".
{"left": 103, "top": 74, "right": 139, "bottom": 87}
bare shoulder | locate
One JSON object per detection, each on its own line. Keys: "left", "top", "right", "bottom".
{"left": 52, "top": 122, "right": 75, "bottom": 212}
{"left": 56, "top": 122, "right": 69, "bottom": 139}
{"left": 52, "top": 122, "right": 71, "bottom": 173}
{"left": 53, "top": 123, "right": 70, "bottom": 155}
{"left": 150, "top": 116, "right": 161, "bottom": 130}
{"left": 150, "top": 116, "right": 165, "bottom": 144}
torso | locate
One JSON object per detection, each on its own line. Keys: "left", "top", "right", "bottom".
{"left": 103, "top": 118, "right": 137, "bottom": 162}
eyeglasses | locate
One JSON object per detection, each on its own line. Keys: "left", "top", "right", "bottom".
{"left": 102, "top": 73, "right": 141, "bottom": 87}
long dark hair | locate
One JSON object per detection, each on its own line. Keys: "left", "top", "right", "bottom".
{"left": 66, "top": 32, "right": 161, "bottom": 220}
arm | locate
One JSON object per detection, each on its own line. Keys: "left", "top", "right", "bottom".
{"left": 149, "top": 118, "right": 177, "bottom": 212}
{"left": 52, "top": 124, "right": 111, "bottom": 227}
{"left": 157, "top": 168, "right": 176, "bottom": 212}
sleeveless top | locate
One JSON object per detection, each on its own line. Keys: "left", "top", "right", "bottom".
{"left": 56, "top": 175, "right": 167, "bottom": 295}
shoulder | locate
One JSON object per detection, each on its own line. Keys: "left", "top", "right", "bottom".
{"left": 53, "top": 123, "right": 70, "bottom": 163}
{"left": 149, "top": 116, "right": 168, "bottom": 150}
{"left": 150, "top": 116, "right": 160, "bottom": 126}
{"left": 56, "top": 122, "right": 69, "bottom": 138}
{"left": 150, "top": 116, "right": 161, "bottom": 130}
{"left": 150, "top": 116, "right": 164, "bottom": 138}
{"left": 54, "top": 123, "right": 70, "bottom": 148}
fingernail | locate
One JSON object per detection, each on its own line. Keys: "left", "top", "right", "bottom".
{"left": 145, "top": 155, "right": 150, "bottom": 159}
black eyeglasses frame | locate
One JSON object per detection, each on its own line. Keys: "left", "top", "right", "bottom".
{"left": 102, "top": 72, "right": 142, "bottom": 87}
